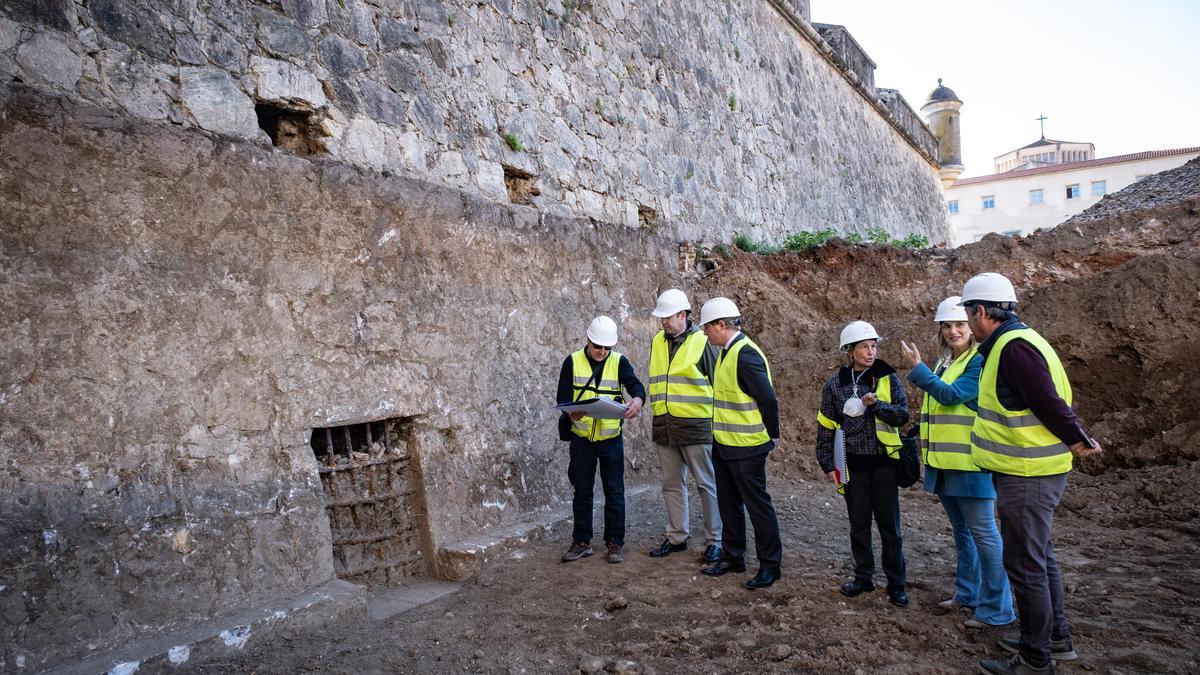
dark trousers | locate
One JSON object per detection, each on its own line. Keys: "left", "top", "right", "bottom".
{"left": 843, "top": 462, "right": 906, "bottom": 591}
{"left": 994, "top": 472, "right": 1071, "bottom": 668}
{"left": 567, "top": 437, "right": 625, "bottom": 546}
{"left": 713, "top": 452, "right": 782, "bottom": 571}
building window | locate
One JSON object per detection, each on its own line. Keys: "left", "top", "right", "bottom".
{"left": 1030, "top": 189, "right": 1043, "bottom": 204}
{"left": 948, "top": 200, "right": 959, "bottom": 215}
{"left": 1091, "top": 180, "right": 1106, "bottom": 196}
{"left": 1066, "top": 184, "right": 1080, "bottom": 199}
{"left": 982, "top": 195, "right": 995, "bottom": 209}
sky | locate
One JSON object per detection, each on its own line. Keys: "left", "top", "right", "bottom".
{"left": 812, "top": 0, "right": 1200, "bottom": 178}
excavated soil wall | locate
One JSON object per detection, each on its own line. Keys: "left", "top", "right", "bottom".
{"left": 0, "top": 86, "right": 681, "bottom": 670}
{"left": 700, "top": 158, "right": 1200, "bottom": 485}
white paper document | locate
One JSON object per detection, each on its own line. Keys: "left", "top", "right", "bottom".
{"left": 833, "top": 428, "right": 848, "bottom": 484}
{"left": 554, "top": 397, "right": 629, "bottom": 420}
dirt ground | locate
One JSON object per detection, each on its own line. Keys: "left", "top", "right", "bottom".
{"left": 179, "top": 462, "right": 1200, "bottom": 674}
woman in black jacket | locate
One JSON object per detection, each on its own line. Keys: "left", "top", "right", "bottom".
{"left": 815, "top": 321, "right": 911, "bottom": 607}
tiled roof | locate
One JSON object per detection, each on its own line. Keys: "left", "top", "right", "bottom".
{"left": 952, "top": 147, "right": 1200, "bottom": 187}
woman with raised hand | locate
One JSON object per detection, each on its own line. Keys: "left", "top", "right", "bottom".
{"left": 900, "top": 297, "right": 1015, "bottom": 629}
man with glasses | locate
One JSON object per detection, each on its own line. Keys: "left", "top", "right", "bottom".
{"left": 557, "top": 316, "right": 645, "bottom": 564}
{"left": 959, "top": 273, "right": 1102, "bottom": 675}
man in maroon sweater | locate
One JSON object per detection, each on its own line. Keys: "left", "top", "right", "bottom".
{"left": 962, "top": 273, "right": 1102, "bottom": 675}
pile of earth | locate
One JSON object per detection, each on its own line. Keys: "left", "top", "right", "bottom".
{"left": 697, "top": 173, "right": 1200, "bottom": 480}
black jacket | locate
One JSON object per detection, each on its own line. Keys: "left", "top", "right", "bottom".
{"left": 556, "top": 349, "right": 646, "bottom": 448}
{"left": 713, "top": 333, "right": 780, "bottom": 460}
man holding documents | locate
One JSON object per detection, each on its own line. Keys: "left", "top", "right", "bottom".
{"left": 556, "top": 316, "right": 645, "bottom": 564}
{"left": 697, "top": 297, "right": 782, "bottom": 590}
{"left": 646, "top": 289, "right": 723, "bottom": 564}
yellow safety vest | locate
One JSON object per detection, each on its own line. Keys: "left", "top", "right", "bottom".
{"left": 648, "top": 330, "right": 713, "bottom": 419}
{"left": 920, "top": 345, "right": 981, "bottom": 472}
{"left": 713, "top": 337, "right": 772, "bottom": 447}
{"left": 570, "top": 349, "right": 624, "bottom": 442}
{"left": 816, "top": 372, "right": 902, "bottom": 460}
{"left": 971, "top": 328, "right": 1074, "bottom": 476}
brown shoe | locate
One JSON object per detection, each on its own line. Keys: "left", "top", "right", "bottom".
{"left": 561, "top": 542, "right": 593, "bottom": 562}
{"left": 607, "top": 543, "right": 624, "bottom": 564}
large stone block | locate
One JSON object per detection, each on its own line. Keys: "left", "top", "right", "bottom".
{"left": 179, "top": 66, "right": 262, "bottom": 140}
{"left": 95, "top": 50, "right": 172, "bottom": 120}
{"left": 357, "top": 77, "right": 408, "bottom": 126}
{"left": 318, "top": 35, "right": 367, "bottom": 77}
{"left": 14, "top": 31, "right": 81, "bottom": 91}
{"left": 254, "top": 7, "right": 314, "bottom": 59}
{"left": 338, "top": 114, "right": 387, "bottom": 169}
{"left": 0, "top": 0, "right": 72, "bottom": 32}
{"left": 379, "top": 18, "right": 421, "bottom": 51}
{"left": 89, "top": 0, "right": 173, "bottom": 61}
{"left": 0, "top": 17, "right": 21, "bottom": 53}
{"left": 281, "top": 0, "right": 327, "bottom": 28}
{"left": 250, "top": 56, "right": 328, "bottom": 109}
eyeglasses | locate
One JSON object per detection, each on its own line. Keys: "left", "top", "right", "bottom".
{"left": 588, "top": 342, "right": 611, "bottom": 351}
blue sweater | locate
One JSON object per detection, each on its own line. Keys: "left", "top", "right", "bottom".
{"left": 907, "top": 354, "right": 995, "bottom": 499}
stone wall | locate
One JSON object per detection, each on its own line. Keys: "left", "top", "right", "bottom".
{"left": 0, "top": 86, "right": 675, "bottom": 670}
{"left": 0, "top": 0, "right": 948, "bottom": 244}
{"left": 0, "top": 0, "right": 953, "bottom": 667}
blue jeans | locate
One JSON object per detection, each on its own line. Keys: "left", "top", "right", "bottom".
{"left": 940, "top": 495, "right": 1016, "bottom": 625}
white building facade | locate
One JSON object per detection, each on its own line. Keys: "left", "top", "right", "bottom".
{"left": 946, "top": 147, "right": 1200, "bottom": 245}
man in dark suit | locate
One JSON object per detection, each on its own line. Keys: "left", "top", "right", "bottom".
{"left": 697, "top": 297, "right": 782, "bottom": 589}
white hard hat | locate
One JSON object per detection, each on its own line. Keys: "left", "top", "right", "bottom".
{"left": 958, "top": 272, "right": 1018, "bottom": 305}
{"left": 586, "top": 316, "right": 619, "bottom": 347}
{"left": 652, "top": 288, "right": 691, "bottom": 318}
{"left": 839, "top": 320, "right": 882, "bottom": 351}
{"left": 698, "top": 297, "right": 740, "bottom": 325}
{"left": 934, "top": 296, "right": 969, "bottom": 322}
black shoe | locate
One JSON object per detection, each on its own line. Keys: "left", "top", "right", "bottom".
{"left": 745, "top": 567, "right": 780, "bottom": 589}
{"left": 839, "top": 579, "right": 876, "bottom": 597}
{"left": 978, "top": 653, "right": 1054, "bottom": 674}
{"left": 699, "top": 544, "right": 723, "bottom": 564}
{"left": 998, "top": 636, "right": 1078, "bottom": 661}
{"left": 701, "top": 560, "right": 747, "bottom": 576}
{"left": 888, "top": 589, "right": 909, "bottom": 607}
{"left": 648, "top": 538, "right": 688, "bottom": 558}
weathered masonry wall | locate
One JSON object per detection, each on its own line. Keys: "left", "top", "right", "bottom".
{"left": 0, "top": 88, "right": 674, "bottom": 670}
{"left": 0, "top": 0, "right": 948, "bottom": 243}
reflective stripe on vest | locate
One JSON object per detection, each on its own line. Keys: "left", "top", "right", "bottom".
{"left": 570, "top": 349, "right": 624, "bottom": 442}
{"left": 971, "top": 328, "right": 1073, "bottom": 476}
{"left": 874, "top": 375, "right": 902, "bottom": 459}
{"left": 648, "top": 330, "right": 714, "bottom": 419}
{"left": 919, "top": 345, "right": 981, "bottom": 472}
{"left": 712, "top": 337, "right": 771, "bottom": 447}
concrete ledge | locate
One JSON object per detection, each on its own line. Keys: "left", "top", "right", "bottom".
{"left": 436, "top": 483, "right": 657, "bottom": 580}
{"left": 46, "top": 579, "right": 367, "bottom": 675}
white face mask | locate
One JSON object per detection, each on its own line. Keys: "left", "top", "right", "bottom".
{"left": 843, "top": 397, "right": 867, "bottom": 417}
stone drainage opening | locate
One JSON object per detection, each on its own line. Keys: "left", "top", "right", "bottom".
{"left": 255, "top": 102, "right": 326, "bottom": 155}
{"left": 637, "top": 204, "right": 661, "bottom": 230}
{"left": 503, "top": 165, "right": 540, "bottom": 205}
{"left": 310, "top": 417, "right": 426, "bottom": 586}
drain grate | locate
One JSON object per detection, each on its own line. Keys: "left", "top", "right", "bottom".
{"left": 310, "top": 417, "right": 424, "bottom": 585}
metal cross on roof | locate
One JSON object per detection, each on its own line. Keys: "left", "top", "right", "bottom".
{"left": 1036, "top": 114, "right": 1048, "bottom": 139}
